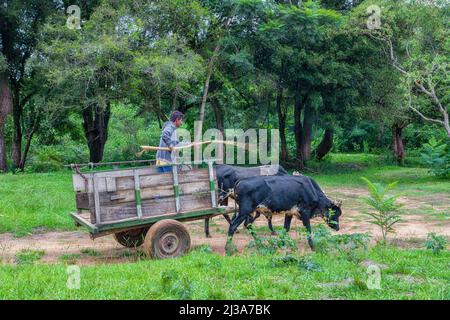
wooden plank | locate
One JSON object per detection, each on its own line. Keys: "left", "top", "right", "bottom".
{"left": 98, "top": 193, "right": 212, "bottom": 223}
{"left": 94, "top": 167, "right": 159, "bottom": 179}
{"left": 208, "top": 162, "right": 217, "bottom": 208}
{"left": 173, "top": 166, "right": 180, "bottom": 213}
{"left": 92, "top": 207, "right": 228, "bottom": 234}
{"left": 95, "top": 180, "right": 211, "bottom": 206}
{"left": 75, "top": 192, "right": 90, "bottom": 210}
{"left": 73, "top": 167, "right": 213, "bottom": 193}
{"left": 134, "top": 170, "right": 142, "bottom": 219}
{"left": 114, "top": 169, "right": 210, "bottom": 191}
{"left": 106, "top": 177, "right": 117, "bottom": 192}
{"left": 76, "top": 179, "right": 212, "bottom": 210}
{"left": 93, "top": 174, "right": 102, "bottom": 225}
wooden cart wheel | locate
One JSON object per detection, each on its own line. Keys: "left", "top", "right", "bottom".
{"left": 113, "top": 227, "right": 150, "bottom": 248}
{"left": 143, "top": 220, "right": 191, "bottom": 259}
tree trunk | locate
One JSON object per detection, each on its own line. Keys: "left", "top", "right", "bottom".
{"left": 301, "top": 99, "right": 314, "bottom": 161}
{"left": 315, "top": 128, "right": 333, "bottom": 161}
{"left": 294, "top": 93, "right": 304, "bottom": 165}
{"left": 212, "top": 97, "right": 224, "bottom": 133}
{"left": 0, "top": 125, "right": 6, "bottom": 172}
{"left": 0, "top": 73, "right": 13, "bottom": 172}
{"left": 12, "top": 87, "right": 22, "bottom": 169}
{"left": 195, "top": 18, "right": 232, "bottom": 162}
{"left": 82, "top": 103, "right": 111, "bottom": 163}
{"left": 276, "top": 85, "right": 288, "bottom": 162}
{"left": 195, "top": 43, "right": 221, "bottom": 161}
{"left": 19, "top": 111, "right": 40, "bottom": 171}
{"left": 392, "top": 123, "right": 406, "bottom": 165}
{"left": 172, "top": 90, "right": 178, "bottom": 111}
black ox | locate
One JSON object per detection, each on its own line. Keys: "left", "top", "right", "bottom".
{"left": 203, "top": 164, "right": 289, "bottom": 237}
{"left": 226, "top": 175, "right": 342, "bottom": 250}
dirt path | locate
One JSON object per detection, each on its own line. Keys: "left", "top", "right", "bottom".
{"left": 1, "top": 187, "right": 449, "bottom": 265}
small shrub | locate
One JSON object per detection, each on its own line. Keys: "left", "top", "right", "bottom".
{"left": 270, "top": 254, "right": 300, "bottom": 267}
{"left": 192, "top": 245, "right": 213, "bottom": 254}
{"left": 80, "top": 248, "right": 101, "bottom": 257}
{"left": 15, "top": 249, "right": 45, "bottom": 265}
{"left": 59, "top": 253, "right": 81, "bottom": 264}
{"left": 305, "top": 224, "right": 370, "bottom": 261}
{"left": 361, "top": 177, "right": 403, "bottom": 244}
{"left": 420, "top": 137, "right": 450, "bottom": 178}
{"left": 247, "top": 227, "right": 297, "bottom": 256}
{"left": 160, "top": 269, "right": 193, "bottom": 299}
{"left": 425, "top": 233, "right": 447, "bottom": 255}
{"left": 297, "top": 256, "right": 323, "bottom": 272}
{"left": 25, "top": 146, "right": 64, "bottom": 173}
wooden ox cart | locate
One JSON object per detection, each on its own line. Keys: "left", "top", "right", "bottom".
{"left": 70, "top": 160, "right": 232, "bottom": 259}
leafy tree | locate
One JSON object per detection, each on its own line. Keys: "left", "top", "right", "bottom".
{"left": 356, "top": 0, "right": 450, "bottom": 137}
{"left": 34, "top": 1, "right": 135, "bottom": 163}
{"left": 420, "top": 137, "right": 450, "bottom": 178}
{"left": 0, "top": 0, "right": 62, "bottom": 170}
{"left": 361, "top": 177, "right": 403, "bottom": 244}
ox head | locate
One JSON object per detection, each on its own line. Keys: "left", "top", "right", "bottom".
{"left": 325, "top": 200, "right": 342, "bottom": 231}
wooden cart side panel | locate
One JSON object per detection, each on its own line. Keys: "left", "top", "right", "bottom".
{"left": 73, "top": 166, "right": 218, "bottom": 224}
{"left": 75, "top": 180, "right": 213, "bottom": 209}
{"left": 73, "top": 168, "right": 209, "bottom": 192}
{"left": 98, "top": 192, "right": 212, "bottom": 223}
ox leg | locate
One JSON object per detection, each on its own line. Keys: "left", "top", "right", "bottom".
{"left": 204, "top": 218, "right": 211, "bottom": 238}
{"left": 222, "top": 214, "right": 232, "bottom": 225}
{"left": 267, "top": 216, "right": 276, "bottom": 235}
{"left": 301, "top": 214, "right": 314, "bottom": 251}
{"left": 245, "top": 212, "right": 260, "bottom": 229}
{"left": 283, "top": 215, "right": 293, "bottom": 232}
{"left": 226, "top": 212, "right": 249, "bottom": 256}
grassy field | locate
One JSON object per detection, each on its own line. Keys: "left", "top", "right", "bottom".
{"left": 0, "top": 172, "right": 76, "bottom": 236}
{"left": 0, "top": 245, "right": 449, "bottom": 299}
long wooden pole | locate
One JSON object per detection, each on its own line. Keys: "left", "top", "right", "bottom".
{"left": 140, "top": 140, "right": 253, "bottom": 154}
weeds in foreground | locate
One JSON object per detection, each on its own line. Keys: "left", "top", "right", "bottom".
{"left": 425, "top": 233, "right": 448, "bottom": 255}
{"left": 59, "top": 253, "right": 81, "bottom": 264}
{"left": 160, "top": 269, "right": 193, "bottom": 299}
{"left": 15, "top": 249, "right": 45, "bottom": 265}
{"left": 247, "top": 227, "right": 297, "bottom": 256}
{"left": 80, "top": 248, "right": 101, "bottom": 257}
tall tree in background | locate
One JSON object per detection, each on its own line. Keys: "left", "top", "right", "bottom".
{"left": 259, "top": 1, "right": 342, "bottom": 164}
{"left": 0, "top": 53, "right": 11, "bottom": 171}
{"left": 356, "top": 0, "right": 449, "bottom": 137}
{"left": 36, "top": 1, "right": 131, "bottom": 163}
{"left": 0, "top": 0, "right": 60, "bottom": 170}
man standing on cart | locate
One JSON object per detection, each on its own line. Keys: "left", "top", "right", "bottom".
{"left": 156, "top": 111, "right": 185, "bottom": 173}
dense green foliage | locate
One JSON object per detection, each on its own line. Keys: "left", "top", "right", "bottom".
{"left": 0, "top": 0, "right": 448, "bottom": 174}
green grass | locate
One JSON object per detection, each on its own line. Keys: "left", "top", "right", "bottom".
{"left": 0, "top": 246, "right": 448, "bottom": 299}
{"left": 311, "top": 166, "right": 450, "bottom": 194}
{"left": 15, "top": 250, "right": 45, "bottom": 265}
{"left": 80, "top": 248, "right": 101, "bottom": 257}
{"left": 0, "top": 172, "right": 76, "bottom": 236}
{"left": 59, "top": 254, "right": 82, "bottom": 264}
{"left": 0, "top": 160, "right": 448, "bottom": 236}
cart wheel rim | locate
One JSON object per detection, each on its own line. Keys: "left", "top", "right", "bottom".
{"left": 159, "top": 232, "right": 179, "bottom": 254}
